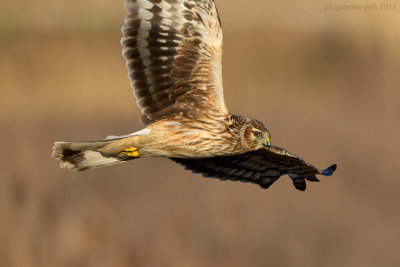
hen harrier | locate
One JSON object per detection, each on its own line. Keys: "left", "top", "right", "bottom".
{"left": 52, "top": 0, "right": 336, "bottom": 191}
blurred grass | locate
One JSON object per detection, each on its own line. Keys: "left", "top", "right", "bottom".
{"left": 1, "top": 0, "right": 400, "bottom": 266}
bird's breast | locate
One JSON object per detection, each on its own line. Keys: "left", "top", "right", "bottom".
{"left": 139, "top": 119, "right": 238, "bottom": 158}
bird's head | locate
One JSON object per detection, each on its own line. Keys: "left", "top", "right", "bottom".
{"left": 241, "top": 119, "right": 271, "bottom": 150}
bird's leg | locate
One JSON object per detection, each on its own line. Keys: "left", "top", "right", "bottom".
{"left": 121, "top": 147, "right": 139, "bottom": 157}
{"left": 98, "top": 135, "right": 142, "bottom": 157}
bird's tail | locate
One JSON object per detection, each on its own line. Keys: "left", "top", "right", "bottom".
{"left": 52, "top": 137, "right": 139, "bottom": 171}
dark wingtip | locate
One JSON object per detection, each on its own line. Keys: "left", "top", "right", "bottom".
{"left": 292, "top": 178, "right": 306, "bottom": 191}
{"left": 320, "top": 164, "right": 337, "bottom": 176}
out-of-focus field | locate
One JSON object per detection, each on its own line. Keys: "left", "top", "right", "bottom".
{"left": 1, "top": 0, "right": 400, "bottom": 266}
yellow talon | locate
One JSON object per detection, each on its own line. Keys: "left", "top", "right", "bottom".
{"left": 122, "top": 151, "right": 139, "bottom": 157}
{"left": 123, "top": 147, "right": 138, "bottom": 152}
{"left": 121, "top": 147, "right": 139, "bottom": 157}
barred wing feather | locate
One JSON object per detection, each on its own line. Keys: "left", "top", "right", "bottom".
{"left": 122, "top": 0, "right": 227, "bottom": 124}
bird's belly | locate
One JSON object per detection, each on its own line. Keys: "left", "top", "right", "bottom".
{"left": 139, "top": 128, "right": 234, "bottom": 158}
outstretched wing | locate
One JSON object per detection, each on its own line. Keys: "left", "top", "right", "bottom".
{"left": 171, "top": 146, "right": 337, "bottom": 191}
{"left": 122, "top": 0, "right": 227, "bottom": 125}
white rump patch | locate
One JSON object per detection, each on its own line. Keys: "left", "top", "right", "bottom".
{"left": 126, "top": 128, "right": 151, "bottom": 137}
{"left": 105, "top": 135, "right": 121, "bottom": 140}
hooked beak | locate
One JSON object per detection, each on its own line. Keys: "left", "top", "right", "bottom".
{"left": 264, "top": 136, "right": 271, "bottom": 148}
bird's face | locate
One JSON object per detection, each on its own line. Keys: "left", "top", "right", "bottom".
{"left": 242, "top": 120, "right": 271, "bottom": 150}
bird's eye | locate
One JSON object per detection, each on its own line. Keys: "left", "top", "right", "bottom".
{"left": 253, "top": 131, "right": 262, "bottom": 138}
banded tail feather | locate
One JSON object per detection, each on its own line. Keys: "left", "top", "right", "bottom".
{"left": 52, "top": 138, "right": 139, "bottom": 171}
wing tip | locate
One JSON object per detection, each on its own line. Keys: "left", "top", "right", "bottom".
{"left": 320, "top": 164, "right": 337, "bottom": 176}
{"left": 292, "top": 178, "right": 307, "bottom": 191}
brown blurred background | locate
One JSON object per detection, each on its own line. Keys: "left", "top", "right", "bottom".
{"left": 1, "top": 0, "right": 400, "bottom": 266}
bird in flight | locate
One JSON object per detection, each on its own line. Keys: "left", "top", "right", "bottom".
{"left": 52, "top": 0, "right": 336, "bottom": 191}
